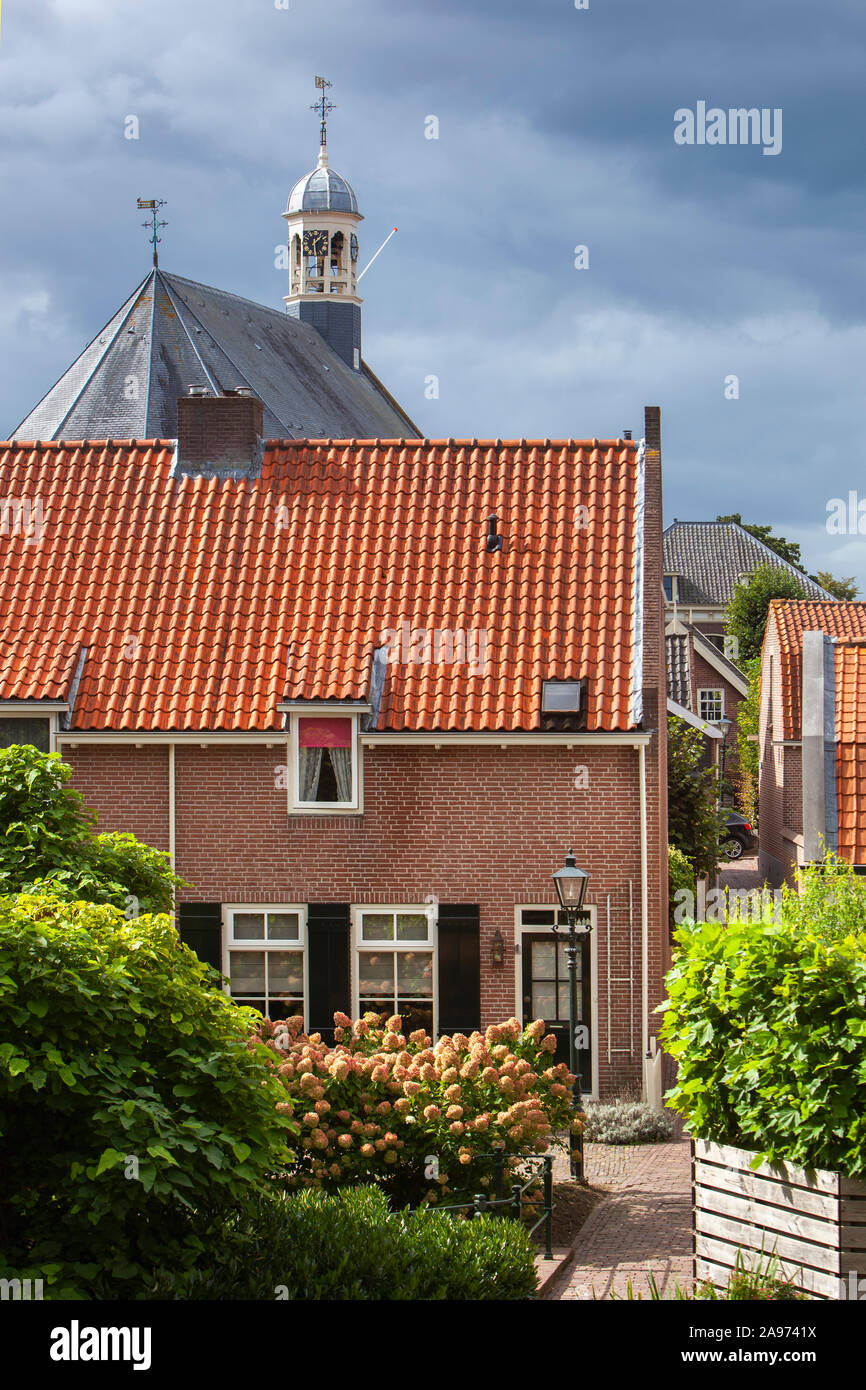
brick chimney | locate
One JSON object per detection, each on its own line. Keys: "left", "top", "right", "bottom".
{"left": 176, "top": 387, "right": 265, "bottom": 476}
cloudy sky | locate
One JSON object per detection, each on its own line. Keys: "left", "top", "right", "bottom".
{"left": 2, "top": 0, "right": 865, "bottom": 586}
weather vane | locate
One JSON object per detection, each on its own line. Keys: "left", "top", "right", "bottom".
{"left": 137, "top": 198, "right": 168, "bottom": 268}
{"left": 311, "top": 75, "right": 336, "bottom": 148}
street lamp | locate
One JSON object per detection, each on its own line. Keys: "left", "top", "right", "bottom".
{"left": 552, "top": 848, "right": 591, "bottom": 1181}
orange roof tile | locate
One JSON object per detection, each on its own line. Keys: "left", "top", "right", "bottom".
{"left": 769, "top": 599, "right": 866, "bottom": 739}
{"left": 835, "top": 642, "right": 866, "bottom": 864}
{"left": 0, "top": 437, "right": 644, "bottom": 732}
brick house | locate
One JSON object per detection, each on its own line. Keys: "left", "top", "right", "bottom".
{"left": 0, "top": 401, "right": 669, "bottom": 1099}
{"left": 759, "top": 599, "right": 866, "bottom": 884}
{"left": 663, "top": 520, "right": 831, "bottom": 800}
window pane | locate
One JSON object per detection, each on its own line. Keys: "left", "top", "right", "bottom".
{"left": 229, "top": 951, "right": 265, "bottom": 993}
{"left": 558, "top": 981, "right": 572, "bottom": 1019}
{"left": 532, "top": 984, "right": 555, "bottom": 1017}
{"left": 521, "top": 909, "right": 557, "bottom": 926}
{"left": 532, "top": 943, "right": 555, "bottom": 979}
{"left": 267, "top": 912, "right": 300, "bottom": 940}
{"left": 362, "top": 913, "right": 394, "bottom": 941}
{"left": 359, "top": 951, "right": 394, "bottom": 996}
{"left": 396, "top": 912, "right": 428, "bottom": 941}
{"left": 268, "top": 951, "right": 304, "bottom": 996}
{"left": 398, "top": 999, "right": 433, "bottom": 1036}
{"left": 397, "top": 951, "right": 433, "bottom": 997}
{"left": 233, "top": 912, "right": 265, "bottom": 940}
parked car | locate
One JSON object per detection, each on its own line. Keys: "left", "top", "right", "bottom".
{"left": 720, "top": 811, "right": 756, "bottom": 861}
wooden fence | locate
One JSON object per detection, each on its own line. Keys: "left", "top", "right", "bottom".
{"left": 693, "top": 1139, "right": 866, "bottom": 1299}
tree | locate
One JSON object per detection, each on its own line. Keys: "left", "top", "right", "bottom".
{"left": 733, "top": 656, "right": 760, "bottom": 822}
{"left": 0, "top": 894, "right": 295, "bottom": 1297}
{"left": 0, "top": 744, "right": 182, "bottom": 913}
{"left": 716, "top": 514, "right": 805, "bottom": 571}
{"left": 726, "top": 563, "right": 810, "bottom": 663}
{"left": 667, "top": 716, "right": 722, "bottom": 879}
{"left": 814, "top": 570, "right": 860, "bottom": 601}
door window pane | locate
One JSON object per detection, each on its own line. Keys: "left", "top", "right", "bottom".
{"left": 398, "top": 1000, "right": 433, "bottom": 1035}
{"left": 532, "top": 983, "right": 556, "bottom": 1017}
{"left": 532, "top": 942, "right": 555, "bottom": 978}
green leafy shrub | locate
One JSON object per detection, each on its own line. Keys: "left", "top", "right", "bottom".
{"left": 668, "top": 845, "right": 695, "bottom": 926}
{"left": 0, "top": 745, "right": 183, "bottom": 912}
{"left": 660, "top": 859, "right": 866, "bottom": 1176}
{"left": 154, "top": 1185, "right": 538, "bottom": 1301}
{"left": 256, "top": 1011, "right": 574, "bottom": 1206}
{"left": 0, "top": 894, "right": 295, "bottom": 1296}
{"left": 667, "top": 717, "right": 723, "bottom": 878}
{"left": 613, "top": 1251, "right": 807, "bottom": 1301}
{"left": 583, "top": 1099, "right": 674, "bottom": 1145}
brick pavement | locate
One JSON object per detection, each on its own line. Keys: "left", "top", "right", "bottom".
{"left": 550, "top": 1139, "right": 694, "bottom": 1300}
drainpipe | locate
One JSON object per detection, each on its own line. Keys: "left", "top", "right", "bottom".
{"left": 168, "top": 742, "right": 176, "bottom": 907}
{"left": 638, "top": 742, "right": 649, "bottom": 1065}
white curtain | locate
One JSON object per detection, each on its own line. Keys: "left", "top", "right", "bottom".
{"left": 330, "top": 747, "right": 353, "bottom": 803}
{"left": 298, "top": 746, "right": 323, "bottom": 801}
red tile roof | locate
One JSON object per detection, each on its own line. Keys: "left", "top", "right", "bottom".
{"left": 0, "top": 437, "right": 644, "bottom": 732}
{"left": 769, "top": 599, "right": 866, "bottom": 739}
{"left": 835, "top": 642, "right": 866, "bottom": 864}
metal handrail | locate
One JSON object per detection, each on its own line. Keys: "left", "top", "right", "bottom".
{"left": 414, "top": 1152, "right": 554, "bottom": 1260}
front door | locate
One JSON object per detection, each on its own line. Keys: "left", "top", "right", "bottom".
{"left": 521, "top": 932, "right": 591, "bottom": 1087}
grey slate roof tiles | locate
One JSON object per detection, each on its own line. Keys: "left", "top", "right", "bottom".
{"left": 12, "top": 269, "right": 419, "bottom": 443}
{"left": 663, "top": 521, "right": 833, "bottom": 608}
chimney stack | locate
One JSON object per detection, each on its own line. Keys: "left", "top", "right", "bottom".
{"left": 176, "top": 387, "right": 265, "bottom": 476}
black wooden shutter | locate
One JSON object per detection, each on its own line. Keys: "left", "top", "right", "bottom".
{"left": 437, "top": 904, "right": 481, "bottom": 1035}
{"left": 176, "top": 902, "right": 222, "bottom": 975}
{"left": 307, "top": 903, "right": 350, "bottom": 1044}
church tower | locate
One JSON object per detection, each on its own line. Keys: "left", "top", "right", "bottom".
{"left": 283, "top": 78, "right": 363, "bottom": 372}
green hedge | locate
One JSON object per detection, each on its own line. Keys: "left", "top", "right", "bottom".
{"left": 660, "top": 860, "right": 866, "bottom": 1177}
{"left": 153, "top": 1185, "right": 538, "bottom": 1301}
{"left": 0, "top": 893, "right": 294, "bottom": 1296}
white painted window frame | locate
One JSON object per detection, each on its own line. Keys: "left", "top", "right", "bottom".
{"left": 351, "top": 903, "right": 438, "bottom": 1037}
{"left": 288, "top": 709, "right": 363, "bottom": 815}
{"left": 698, "top": 687, "right": 725, "bottom": 723}
{"left": 222, "top": 903, "right": 309, "bottom": 1028}
{"left": 513, "top": 904, "right": 599, "bottom": 1100}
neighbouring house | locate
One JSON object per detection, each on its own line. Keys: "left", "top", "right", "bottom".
{"left": 759, "top": 599, "right": 866, "bottom": 884}
{"left": 663, "top": 519, "right": 832, "bottom": 800}
{"left": 0, "top": 403, "right": 669, "bottom": 1099}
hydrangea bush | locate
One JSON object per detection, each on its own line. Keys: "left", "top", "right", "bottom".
{"left": 254, "top": 1012, "right": 576, "bottom": 1205}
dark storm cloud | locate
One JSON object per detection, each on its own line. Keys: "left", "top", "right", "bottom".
{"left": 1, "top": 0, "right": 865, "bottom": 583}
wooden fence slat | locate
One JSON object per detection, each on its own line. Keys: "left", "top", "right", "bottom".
{"left": 841, "top": 1177, "right": 866, "bottom": 1198}
{"left": 695, "top": 1183, "right": 841, "bottom": 1248}
{"left": 695, "top": 1239, "right": 845, "bottom": 1301}
{"left": 694, "top": 1139, "right": 840, "bottom": 1194}
{"left": 841, "top": 1198, "right": 866, "bottom": 1222}
{"left": 694, "top": 1162, "right": 839, "bottom": 1221}
{"left": 696, "top": 1208, "right": 841, "bottom": 1274}
{"left": 841, "top": 1224, "right": 866, "bottom": 1251}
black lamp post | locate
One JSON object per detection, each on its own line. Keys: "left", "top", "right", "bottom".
{"left": 552, "top": 848, "right": 591, "bottom": 1181}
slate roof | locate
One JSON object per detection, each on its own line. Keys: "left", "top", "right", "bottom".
{"left": 769, "top": 600, "right": 866, "bottom": 740}
{"left": 666, "top": 633, "right": 691, "bottom": 706}
{"left": 12, "top": 269, "right": 418, "bottom": 443}
{"left": 0, "top": 437, "right": 644, "bottom": 733}
{"left": 835, "top": 643, "right": 866, "bottom": 863}
{"left": 663, "top": 521, "right": 832, "bottom": 608}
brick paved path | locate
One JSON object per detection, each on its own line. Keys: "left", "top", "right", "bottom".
{"left": 550, "top": 1139, "right": 694, "bottom": 1300}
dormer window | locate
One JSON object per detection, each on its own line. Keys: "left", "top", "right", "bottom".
{"left": 540, "top": 680, "right": 587, "bottom": 732}
{"left": 289, "top": 710, "right": 362, "bottom": 813}
{"left": 663, "top": 575, "right": 679, "bottom": 603}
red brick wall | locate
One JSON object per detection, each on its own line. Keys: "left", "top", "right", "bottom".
{"left": 63, "top": 739, "right": 662, "bottom": 1096}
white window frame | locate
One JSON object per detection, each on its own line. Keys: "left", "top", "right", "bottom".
{"left": 513, "top": 904, "right": 599, "bottom": 1100}
{"left": 663, "top": 575, "right": 679, "bottom": 604}
{"left": 351, "top": 904, "right": 437, "bottom": 1037}
{"left": 698, "top": 687, "right": 725, "bottom": 724}
{"left": 222, "top": 903, "right": 308, "bottom": 1027}
{"left": 288, "top": 709, "right": 363, "bottom": 814}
